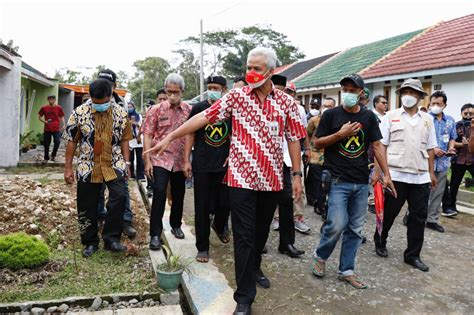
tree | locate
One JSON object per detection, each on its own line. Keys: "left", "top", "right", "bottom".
{"left": 180, "top": 25, "right": 305, "bottom": 79}
{"left": 127, "top": 57, "right": 171, "bottom": 108}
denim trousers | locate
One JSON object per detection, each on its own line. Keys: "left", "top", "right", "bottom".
{"left": 314, "top": 180, "right": 368, "bottom": 276}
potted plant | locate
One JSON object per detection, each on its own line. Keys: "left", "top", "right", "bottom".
{"left": 19, "top": 131, "right": 33, "bottom": 153}
{"left": 155, "top": 245, "right": 193, "bottom": 292}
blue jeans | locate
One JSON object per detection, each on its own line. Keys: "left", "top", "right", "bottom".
{"left": 314, "top": 180, "right": 368, "bottom": 276}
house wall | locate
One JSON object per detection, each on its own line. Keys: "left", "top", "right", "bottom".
{"left": 21, "top": 78, "right": 59, "bottom": 137}
{"left": 59, "top": 89, "right": 75, "bottom": 123}
{"left": 0, "top": 55, "right": 21, "bottom": 167}
{"left": 298, "top": 87, "right": 341, "bottom": 110}
{"left": 432, "top": 71, "right": 474, "bottom": 121}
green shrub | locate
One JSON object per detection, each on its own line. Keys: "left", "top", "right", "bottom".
{"left": 0, "top": 232, "right": 50, "bottom": 270}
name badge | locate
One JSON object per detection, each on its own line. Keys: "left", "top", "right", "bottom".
{"left": 269, "top": 121, "right": 279, "bottom": 136}
{"left": 442, "top": 134, "right": 449, "bottom": 143}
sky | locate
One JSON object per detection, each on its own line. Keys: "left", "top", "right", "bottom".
{"left": 1, "top": 0, "right": 473, "bottom": 79}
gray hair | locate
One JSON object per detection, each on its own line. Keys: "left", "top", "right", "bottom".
{"left": 165, "top": 73, "right": 185, "bottom": 91}
{"left": 247, "top": 47, "right": 278, "bottom": 70}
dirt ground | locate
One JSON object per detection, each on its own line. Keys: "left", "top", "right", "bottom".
{"left": 181, "top": 188, "right": 474, "bottom": 314}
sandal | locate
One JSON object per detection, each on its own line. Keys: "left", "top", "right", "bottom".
{"left": 338, "top": 275, "right": 368, "bottom": 289}
{"left": 211, "top": 223, "right": 230, "bottom": 244}
{"left": 196, "top": 251, "right": 209, "bottom": 263}
{"left": 311, "top": 257, "right": 326, "bottom": 277}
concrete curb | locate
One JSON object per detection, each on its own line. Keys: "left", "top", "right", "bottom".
{"left": 0, "top": 292, "right": 160, "bottom": 313}
{"left": 138, "top": 181, "right": 236, "bottom": 314}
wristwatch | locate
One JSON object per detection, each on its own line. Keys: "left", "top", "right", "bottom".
{"left": 292, "top": 171, "right": 303, "bottom": 177}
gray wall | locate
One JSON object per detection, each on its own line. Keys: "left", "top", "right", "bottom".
{"left": 0, "top": 55, "right": 21, "bottom": 167}
{"left": 59, "top": 89, "right": 75, "bottom": 123}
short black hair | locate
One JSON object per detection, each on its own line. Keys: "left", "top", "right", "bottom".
{"left": 233, "top": 76, "right": 247, "bottom": 85}
{"left": 156, "top": 88, "right": 166, "bottom": 97}
{"left": 324, "top": 97, "right": 336, "bottom": 106}
{"left": 461, "top": 103, "right": 473, "bottom": 112}
{"left": 430, "top": 91, "right": 447, "bottom": 104}
{"left": 373, "top": 95, "right": 386, "bottom": 106}
{"left": 89, "top": 79, "right": 112, "bottom": 99}
{"left": 47, "top": 95, "right": 56, "bottom": 99}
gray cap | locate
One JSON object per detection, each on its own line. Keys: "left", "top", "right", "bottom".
{"left": 396, "top": 78, "right": 427, "bottom": 97}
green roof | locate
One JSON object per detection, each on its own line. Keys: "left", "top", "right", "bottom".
{"left": 295, "top": 29, "right": 424, "bottom": 89}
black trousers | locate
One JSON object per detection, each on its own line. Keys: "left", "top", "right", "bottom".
{"left": 305, "top": 163, "right": 325, "bottom": 212}
{"left": 130, "top": 147, "right": 145, "bottom": 180}
{"left": 193, "top": 171, "right": 230, "bottom": 252}
{"left": 150, "top": 166, "right": 185, "bottom": 237}
{"left": 77, "top": 177, "right": 127, "bottom": 246}
{"left": 43, "top": 131, "right": 61, "bottom": 160}
{"left": 277, "top": 166, "right": 295, "bottom": 247}
{"left": 374, "top": 181, "right": 430, "bottom": 260}
{"left": 229, "top": 187, "right": 279, "bottom": 304}
{"left": 443, "top": 163, "right": 474, "bottom": 210}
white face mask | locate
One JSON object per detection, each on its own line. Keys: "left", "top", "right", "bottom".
{"left": 430, "top": 105, "right": 443, "bottom": 115}
{"left": 310, "top": 109, "right": 320, "bottom": 116}
{"left": 401, "top": 95, "right": 418, "bottom": 108}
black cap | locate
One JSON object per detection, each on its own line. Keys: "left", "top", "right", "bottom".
{"left": 146, "top": 100, "right": 156, "bottom": 106}
{"left": 47, "top": 95, "right": 56, "bottom": 99}
{"left": 207, "top": 75, "right": 227, "bottom": 86}
{"left": 97, "top": 69, "right": 117, "bottom": 84}
{"left": 271, "top": 74, "right": 287, "bottom": 87}
{"left": 340, "top": 73, "right": 364, "bottom": 89}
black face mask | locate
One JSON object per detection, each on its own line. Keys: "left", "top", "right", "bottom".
{"left": 463, "top": 117, "right": 472, "bottom": 121}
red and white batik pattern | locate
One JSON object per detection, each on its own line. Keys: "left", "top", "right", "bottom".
{"left": 205, "top": 85, "right": 306, "bottom": 191}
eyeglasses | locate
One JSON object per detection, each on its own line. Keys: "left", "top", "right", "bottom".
{"left": 379, "top": 101, "right": 388, "bottom": 104}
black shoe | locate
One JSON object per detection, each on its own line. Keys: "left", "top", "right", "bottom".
{"left": 233, "top": 303, "right": 252, "bottom": 315}
{"left": 149, "top": 236, "right": 162, "bottom": 251}
{"left": 278, "top": 244, "right": 304, "bottom": 258}
{"left": 426, "top": 222, "right": 445, "bottom": 233}
{"left": 123, "top": 221, "right": 137, "bottom": 239}
{"left": 255, "top": 269, "right": 270, "bottom": 288}
{"left": 51, "top": 157, "right": 56, "bottom": 162}
{"left": 402, "top": 212, "right": 408, "bottom": 226}
{"left": 362, "top": 236, "right": 367, "bottom": 244}
{"left": 171, "top": 227, "right": 185, "bottom": 239}
{"left": 368, "top": 205, "right": 375, "bottom": 214}
{"left": 375, "top": 246, "right": 388, "bottom": 257}
{"left": 261, "top": 246, "right": 268, "bottom": 254}
{"left": 442, "top": 208, "right": 458, "bottom": 217}
{"left": 82, "top": 245, "right": 98, "bottom": 258}
{"left": 404, "top": 258, "right": 429, "bottom": 272}
{"left": 104, "top": 242, "right": 127, "bottom": 253}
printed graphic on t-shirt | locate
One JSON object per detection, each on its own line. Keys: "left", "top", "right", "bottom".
{"left": 204, "top": 121, "right": 229, "bottom": 147}
{"left": 337, "top": 128, "right": 366, "bottom": 159}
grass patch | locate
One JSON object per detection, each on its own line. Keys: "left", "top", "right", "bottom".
{"left": 0, "top": 248, "right": 157, "bottom": 303}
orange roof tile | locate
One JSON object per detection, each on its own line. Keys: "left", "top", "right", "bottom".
{"left": 362, "top": 14, "right": 474, "bottom": 79}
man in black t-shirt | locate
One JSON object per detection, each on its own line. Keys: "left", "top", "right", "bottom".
{"left": 183, "top": 75, "right": 231, "bottom": 263}
{"left": 310, "top": 74, "right": 396, "bottom": 289}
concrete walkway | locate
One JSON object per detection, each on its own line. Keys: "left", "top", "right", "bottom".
{"left": 139, "top": 181, "right": 236, "bottom": 315}
{"left": 73, "top": 305, "right": 182, "bottom": 314}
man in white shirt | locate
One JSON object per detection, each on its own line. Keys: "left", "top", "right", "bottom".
{"left": 372, "top": 78, "right": 437, "bottom": 272}
{"left": 372, "top": 95, "right": 388, "bottom": 122}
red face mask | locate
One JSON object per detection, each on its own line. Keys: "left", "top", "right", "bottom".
{"left": 245, "top": 70, "right": 269, "bottom": 89}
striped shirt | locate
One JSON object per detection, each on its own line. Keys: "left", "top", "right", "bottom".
{"left": 204, "top": 85, "right": 306, "bottom": 191}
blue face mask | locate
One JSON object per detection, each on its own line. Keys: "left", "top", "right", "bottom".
{"left": 208, "top": 90, "right": 222, "bottom": 101}
{"left": 92, "top": 102, "right": 110, "bottom": 112}
{"left": 341, "top": 92, "right": 360, "bottom": 108}
{"left": 128, "top": 108, "right": 135, "bottom": 114}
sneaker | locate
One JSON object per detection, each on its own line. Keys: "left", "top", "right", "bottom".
{"left": 294, "top": 218, "right": 311, "bottom": 234}
{"left": 441, "top": 208, "right": 458, "bottom": 217}
{"left": 271, "top": 218, "right": 279, "bottom": 231}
